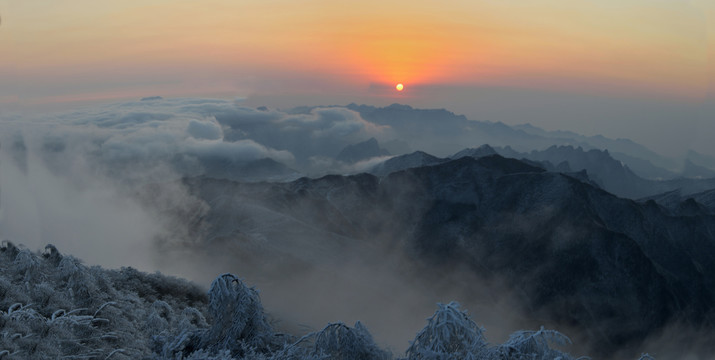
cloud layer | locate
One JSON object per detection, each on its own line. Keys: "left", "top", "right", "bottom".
{"left": 0, "top": 97, "right": 395, "bottom": 268}
{"left": 0, "top": 98, "right": 399, "bottom": 181}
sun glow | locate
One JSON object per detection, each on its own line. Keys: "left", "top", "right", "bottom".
{"left": 396, "top": 83, "right": 404, "bottom": 91}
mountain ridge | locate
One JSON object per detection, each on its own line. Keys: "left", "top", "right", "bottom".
{"left": 169, "top": 155, "right": 715, "bottom": 358}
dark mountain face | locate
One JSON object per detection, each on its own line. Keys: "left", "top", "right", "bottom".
{"left": 172, "top": 155, "right": 715, "bottom": 358}
{"left": 639, "top": 188, "right": 715, "bottom": 215}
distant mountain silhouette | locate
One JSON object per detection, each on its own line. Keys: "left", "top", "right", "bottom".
{"left": 284, "top": 103, "right": 684, "bottom": 180}
{"left": 686, "top": 150, "right": 715, "bottom": 172}
{"left": 369, "top": 151, "right": 448, "bottom": 176}
{"left": 513, "top": 123, "right": 679, "bottom": 172}
{"left": 639, "top": 188, "right": 715, "bottom": 215}
{"left": 608, "top": 151, "right": 677, "bottom": 180}
{"left": 449, "top": 144, "right": 715, "bottom": 199}
{"left": 336, "top": 137, "right": 390, "bottom": 163}
{"left": 681, "top": 159, "right": 715, "bottom": 179}
{"left": 451, "top": 144, "right": 498, "bottom": 159}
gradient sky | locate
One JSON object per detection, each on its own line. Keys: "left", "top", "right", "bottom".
{"left": 1, "top": 0, "right": 713, "bottom": 156}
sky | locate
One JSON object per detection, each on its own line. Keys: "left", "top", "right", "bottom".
{"left": 1, "top": 3, "right": 714, "bottom": 352}
{"left": 1, "top": 0, "right": 714, "bottom": 156}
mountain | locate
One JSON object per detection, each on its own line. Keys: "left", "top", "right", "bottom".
{"left": 351, "top": 104, "right": 688, "bottom": 179}
{"left": 510, "top": 145, "right": 645, "bottom": 197}
{"left": 686, "top": 150, "right": 715, "bottom": 172}
{"left": 458, "top": 144, "right": 715, "bottom": 199}
{"left": 369, "top": 151, "right": 448, "bottom": 176}
{"left": 694, "top": 189, "right": 715, "bottom": 211}
{"left": 451, "top": 144, "right": 498, "bottom": 159}
{"left": 336, "top": 137, "right": 390, "bottom": 163}
{"left": 513, "top": 123, "right": 679, "bottom": 172}
{"left": 681, "top": 159, "right": 715, "bottom": 179}
{"left": 172, "top": 155, "right": 715, "bottom": 358}
{"left": 280, "top": 103, "right": 683, "bottom": 179}
{"left": 345, "top": 103, "right": 574, "bottom": 157}
{"left": 639, "top": 188, "right": 715, "bottom": 215}
{"left": 608, "top": 151, "right": 677, "bottom": 180}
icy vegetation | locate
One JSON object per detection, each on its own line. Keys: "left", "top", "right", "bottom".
{"left": 0, "top": 242, "right": 658, "bottom": 359}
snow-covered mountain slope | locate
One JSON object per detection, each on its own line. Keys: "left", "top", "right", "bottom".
{"left": 168, "top": 155, "right": 715, "bottom": 358}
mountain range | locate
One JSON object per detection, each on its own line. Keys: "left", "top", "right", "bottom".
{"left": 3, "top": 101, "right": 715, "bottom": 359}
{"left": 361, "top": 144, "right": 715, "bottom": 201}
{"left": 158, "top": 154, "right": 715, "bottom": 358}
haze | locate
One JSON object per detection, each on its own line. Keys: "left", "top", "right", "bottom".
{"left": 1, "top": 0, "right": 713, "bottom": 157}
{"left": 2, "top": 2, "right": 715, "bottom": 358}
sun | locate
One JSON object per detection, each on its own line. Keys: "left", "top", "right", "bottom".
{"left": 395, "top": 83, "right": 404, "bottom": 91}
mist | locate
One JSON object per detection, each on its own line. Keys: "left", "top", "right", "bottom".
{"left": 0, "top": 127, "right": 531, "bottom": 356}
{"left": 0, "top": 100, "right": 551, "bottom": 354}
{"left": 0, "top": 135, "right": 160, "bottom": 271}
{"left": 1, "top": 98, "right": 714, "bottom": 359}
{"left": 3, "top": 0, "right": 714, "bottom": 357}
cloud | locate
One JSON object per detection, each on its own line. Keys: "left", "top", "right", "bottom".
{"left": 187, "top": 119, "right": 223, "bottom": 140}
{"left": 17, "top": 98, "right": 388, "bottom": 172}
{"left": 185, "top": 138, "right": 295, "bottom": 164}
{"left": 209, "top": 105, "right": 390, "bottom": 167}
{"left": 277, "top": 107, "right": 386, "bottom": 137}
{"left": 0, "top": 139, "right": 164, "bottom": 271}
{"left": 0, "top": 97, "right": 391, "bottom": 273}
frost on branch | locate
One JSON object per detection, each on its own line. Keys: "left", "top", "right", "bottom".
{"left": 200, "top": 273, "right": 276, "bottom": 356}
{"left": 492, "top": 327, "right": 581, "bottom": 360}
{"left": 0, "top": 243, "right": 655, "bottom": 359}
{"left": 405, "top": 302, "right": 487, "bottom": 360}
{"left": 312, "top": 322, "right": 391, "bottom": 360}
{"left": 404, "top": 302, "right": 585, "bottom": 360}
{"left": 0, "top": 242, "right": 209, "bottom": 359}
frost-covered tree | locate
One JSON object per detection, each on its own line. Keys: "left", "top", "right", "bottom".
{"left": 404, "top": 302, "right": 588, "bottom": 360}
{"left": 311, "top": 321, "right": 391, "bottom": 360}
{"left": 200, "top": 273, "right": 278, "bottom": 355}
{"left": 0, "top": 242, "right": 654, "bottom": 360}
{"left": 489, "top": 327, "right": 582, "bottom": 360}
{"left": 405, "top": 302, "right": 488, "bottom": 360}
{"left": 0, "top": 241, "right": 208, "bottom": 359}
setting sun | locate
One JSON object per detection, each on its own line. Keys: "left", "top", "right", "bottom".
{"left": 396, "top": 83, "right": 404, "bottom": 91}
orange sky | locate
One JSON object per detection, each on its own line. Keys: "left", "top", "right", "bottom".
{"left": 0, "top": 0, "right": 712, "bottom": 105}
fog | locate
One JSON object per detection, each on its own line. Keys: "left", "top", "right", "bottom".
{"left": 0, "top": 99, "right": 550, "bottom": 353}
{"left": 1, "top": 98, "right": 713, "bottom": 358}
